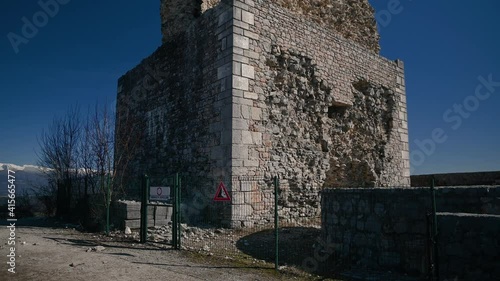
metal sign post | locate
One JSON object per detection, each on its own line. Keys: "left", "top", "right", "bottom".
{"left": 140, "top": 174, "right": 149, "bottom": 244}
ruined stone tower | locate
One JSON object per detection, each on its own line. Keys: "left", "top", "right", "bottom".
{"left": 116, "top": 0, "right": 410, "bottom": 227}
{"left": 160, "top": 0, "right": 380, "bottom": 51}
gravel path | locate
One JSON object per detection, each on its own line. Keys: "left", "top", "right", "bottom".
{"left": 0, "top": 219, "right": 298, "bottom": 281}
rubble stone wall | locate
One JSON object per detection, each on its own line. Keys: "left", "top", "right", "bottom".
{"left": 231, "top": 0, "right": 409, "bottom": 225}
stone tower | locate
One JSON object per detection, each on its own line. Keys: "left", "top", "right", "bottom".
{"left": 117, "top": 0, "right": 409, "bottom": 227}
{"left": 160, "top": 0, "right": 380, "bottom": 52}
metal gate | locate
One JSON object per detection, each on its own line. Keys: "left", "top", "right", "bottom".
{"left": 139, "top": 173, "right": 281, "bottom": 270}
{"left": 138, "top": 173, "right": 181, "bottom": 247}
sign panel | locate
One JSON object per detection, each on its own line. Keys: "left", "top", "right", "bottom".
{"left": 149, "top": 186, "right": 170, "bottom": 201}
{"left": 213, "top": 181, "right": 231, "bottom": 202}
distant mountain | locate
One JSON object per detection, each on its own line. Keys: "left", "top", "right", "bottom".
{"left": 0, "top": 163, "right": 49, "bottom": 197}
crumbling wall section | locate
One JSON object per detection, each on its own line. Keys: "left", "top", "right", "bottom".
{"left": 161, "top": 0, "right": 379, "bottom": 52}
{"left": 225, "top": 0, "right": 409, "bottom": 225}
{"left": 273, "top": 0, "right": 380, "bottom": 52}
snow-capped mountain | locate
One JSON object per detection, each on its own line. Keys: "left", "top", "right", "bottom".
{"left": 0, "top": 163, "right": 49, "bottom": 197}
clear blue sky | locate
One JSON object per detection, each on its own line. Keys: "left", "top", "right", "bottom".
{"left": 0, "top": 0, "right": 499, "bottom": 175}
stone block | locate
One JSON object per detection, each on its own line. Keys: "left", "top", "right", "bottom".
{"left": 241, "top": 130, "right": 253, "bottom": 144}
{"left": 244, "top": 191, "right": 261, "bottom": 204}
{"left": 232, "top": 129, "right": 242, "bottom": 143}
{"left": 232, "top": 75, "right": 249, "bottom": 91}
{"left": 233, "top": 20, "right": 250, "bottom": 30}
{"left": 241, "top": 64, "right": 254, "bottom": 79}
{"left": 233, "top": 34, "right": 249, "bottom": 49}
{"left": 243, "top": 160, "right": 259, "bottom": 167}
{"left": 243, "top": 91, "right": 258, "bottom": 100}
{"left": 154, "top": 206, "right": 173, "bottom": 220}
{"left": 232, "top": 192, "right": 245, "bottom": 204}
{"left": 233, "top": 54, "right": 249, "bottom": 63}
{"left": 217, "top": 62, "right": 231, "bottom": 79}
{"left": 233, "top": 7, "right": 241, "bottom": 20}
{"left": 243, "top": 30, "right": 259, "bottom": 40}
{"left": 240, "top": 181, "right": 254, "bottom": 192}
{"left": 232, "top": 145, "right": 248, "bottom": 159}
{"left": 232, "top": 61, "right": 242, "bottom": 76}
{"left": 251, "top": 131, "right": 262, "bottom": 144}
{"left": 233, "top": 204, "right": 253, "bottom": 219}
{"left": 241, "top": 10, "right": 254, "bottom": 25}
{"left": 218, "top": 10, "right": 231, "bottom": 27}
{"left": 401, "top": 150, "right": 409, "bottom": 160}
{"left": 124, "top": 219, "right": 155, "bottom": 230}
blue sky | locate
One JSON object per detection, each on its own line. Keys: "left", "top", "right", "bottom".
{"left": 0, "top": 0, "right": 499, "bottom": 175}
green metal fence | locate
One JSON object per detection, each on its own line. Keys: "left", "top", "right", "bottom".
{"left": 137, "top": 173, "right": 333, "bottom": 275}
{"left": 136, "top": 173, "right": 440, "bottom": 280}
{"left": 139, "top": 173, "right": 284, "bottom": 270}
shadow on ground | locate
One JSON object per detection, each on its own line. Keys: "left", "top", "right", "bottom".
{"left": 236, "top": 227, "right": 321, "bottom": 271}
{"left": 236, "top": 227, "right": 423, "bottom": 281}
{"left": 0, "top": 216, "right": 82, "bottom": 229}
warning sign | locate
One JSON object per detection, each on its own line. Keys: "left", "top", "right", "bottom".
{"left": 213, "top": 181, "right": 231, "bottom": 202}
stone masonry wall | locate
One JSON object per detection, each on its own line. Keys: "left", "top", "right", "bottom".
{"left": 118, "top": 0, "right": 409, "bottom": 227}
{"left": 224, "top": 0, "right": 409, "bottom": 225}
{"left": 321, "top": 186, "right": 500, "bottom": 278}
{"left": 161, "top": 0, "right": 379, "bottom": 52}
{"left": 117, "top": 2, "right": 235, "bottom": 223}
{"left": 272, "top": 0, "right": 380, "bottom": 52}
{"left": 437, "top": 213, "right": 500, "bottom": 281}
{"left": 411, "top": 171, "right": 500, "bottom": 187}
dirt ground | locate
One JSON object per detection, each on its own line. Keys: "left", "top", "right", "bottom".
{"left": 0, "top": 218, "right": 326, "bottom": 281}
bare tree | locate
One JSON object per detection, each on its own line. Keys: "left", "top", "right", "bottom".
{"left": 79, "top": 109, "right": 98, "bottom": 196}
{"left": 36, "top": 102, "right": 141, "bottom": 230}
{"left": 37, "top": 106, "right": 81, "bottom": 218}
{"left": 88, "top": 103, "right": 114, "bottom": 231}
{"left": 87, "top": 102, "right": 141, "bottom": 232}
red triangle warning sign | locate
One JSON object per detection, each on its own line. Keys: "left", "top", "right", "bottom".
{"left": 213, "top": 181, "right": 231, "bottom": 202}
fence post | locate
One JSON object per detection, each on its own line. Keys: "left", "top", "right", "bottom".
{"left": 172, "top": 174, "right": 178, "bottom": 249}
{"left": 140, "top": 174, "right": 149, "bottom": 243}
{"left": 274, "top": 175, "right": 279, "bottom": 271}
{"left": 431, "top": 177, "right": 440, "bottom": 280}
{"left": 177, "top": 173, "right": 182, "bottom": 250}
{"left": 106, "top": 174, "right": 111, "bottom": 236}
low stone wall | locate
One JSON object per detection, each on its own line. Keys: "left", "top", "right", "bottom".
{"left": 437, "top": 212, "right": 500, "bottom": 281}
{"left": 436, "top": 186, "right": 500, "bottom": 215}
{"left": 321, "top": 186, "right": 500, "bottom": 279}
{"left": 113, "top": 200, "right": 172, "bottom": 230}
{"left": 321, "top": 188, "right": 432, "bottom": 277}
{"left": 411, "top": 171, "right": 500, "bottom": 187}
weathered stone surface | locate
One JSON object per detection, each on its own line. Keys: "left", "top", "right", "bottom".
{"left": 117, "top": 0, "right": 409, "bottom": 227}
{"left": 161, "top": 0, "right": 379, "bottom": 52}
{"left": 272, "top": 0, "right": 380, "bottom": 52}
